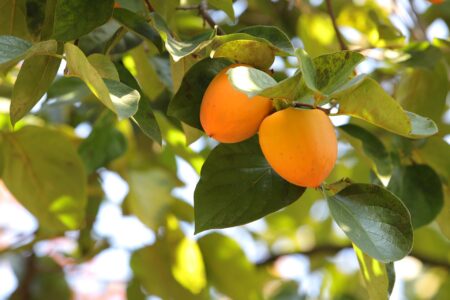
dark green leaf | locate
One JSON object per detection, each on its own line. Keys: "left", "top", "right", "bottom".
{"left": 52, "top": 0, "right": 114, "bottom": 41}
{"left": 78, "top": 112, "right": 127, "bottom": 173}
{"left": 236, "top": 25, "right": 294, "bottom": 55}
{"left": 10, "top": 53, "right": 61, "bottom": 125}
{"left": 168, "top": 57, "right": 232, "bottom": 129}
{"left": 198, "top": 233, "right": 263, "bottom": 299}
{"left": 116, "top": 62, "right": 162, "bottom": 144}
{"left": 327, "top": 184, "right": 413, "bottom": 262}
{"left": 339, "top": 124, "right": 391, "bottom": 176}
{"left": 113, "top": 7, "right": 163, "bottom": 52}
{"left": 1, "top": 126, "right": 87, "bottom": 233}
{"left": 388, "top": 164, "right": 444, "bottom": 228}
{"left": 194, "top": 136, "right": 305, "bottom": 233}
{"left": 25, "top": 0, "right": 47, "bottom": 39}
{"left": 0, "top": 0, "right": 30, "bottom": 40}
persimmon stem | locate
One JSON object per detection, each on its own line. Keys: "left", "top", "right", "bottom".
{"left": 291, "top": 102, "right": 331, "bottom": 115}
{"left": 325, "top": 0, "right": 347, "bottom": 50}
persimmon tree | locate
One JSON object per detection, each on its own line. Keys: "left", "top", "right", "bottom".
{"left": 0, "top": 0, "right": 449, "bottom": 299}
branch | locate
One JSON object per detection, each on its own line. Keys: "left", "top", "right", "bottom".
{"left": 175, "top": 1, "right": 225, "bottom": 35}
{"left": 14, "top": 253, "right": 36, "bottom": 300}
{"left": 256, "top": 246, "right": 450, "bottom": 269}
{"left": 408, "top": 0, "right": 427, "bottom": 40}
{"left": 325, "top": 0, "right": 347, "bottom": 50}
{"left": 144, "top": 0, "right": 154, "bottom": 12}
{"left": 291, "top": 102, "right": 331, "bottom": 115}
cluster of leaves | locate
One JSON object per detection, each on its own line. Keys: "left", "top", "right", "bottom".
{"left": 0, "top": 0, "right": 449, "bottom": 299}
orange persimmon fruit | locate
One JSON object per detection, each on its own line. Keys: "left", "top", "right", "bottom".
{"left": 428, "top": 0, "right": 444, "bottom": 4}
{"left": 259, "top": 107, "right": 337, "bottom": 188}
{"left": 200, "top": 64, "right": 273, "bottom": 143}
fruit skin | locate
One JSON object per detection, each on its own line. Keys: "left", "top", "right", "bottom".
{"left": 200, "top": 65, "right": 273, "bottom": 143}
{"left": 259, "top": 107, "right": 337, "bottom": 188}
{"left": 428, "top": 0, "right": 444, "bottom": 4}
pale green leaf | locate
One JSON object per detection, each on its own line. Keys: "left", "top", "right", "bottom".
{"left": 333, "top": 77, "right": 437, "bottom": 139}
{"left": 1, "top": 126, "right": 86, "bottom": 233}
{"left": 87, "top": 54, "right": 119, "bottom": 81}
{"left": 353, "top": 244, "right": 391, "bottom": 300}
{"left": 0, "top": 0, "right": 30, "bottom": 40}
{"left": 198, "top": 233, "right": 263, "bottom": 300}
{"left": 10, "top": 54, "right": 61, "bottom": 125}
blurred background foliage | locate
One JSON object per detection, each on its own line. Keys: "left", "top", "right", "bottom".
{"left": 0, "top": 0, "right": 449, "bottom": 299}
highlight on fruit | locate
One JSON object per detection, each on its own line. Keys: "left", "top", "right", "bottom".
{"left": 200, "top": 64, "right": 273, "bottom": 143}
{"left": 258, "top": 107, "right": 338, "bottom": 188}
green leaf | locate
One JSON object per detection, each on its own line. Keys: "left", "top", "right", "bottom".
{"left": 353, "top": 244, "right": 391, "bottom": 300}
{"left": 126, "top": 167, "right": 180, "bottom": 231}
{"left": 388, "top": 164, "right": 444, "bottom": 228}
{"left": 151, "top": 13, "right": 216, "bottom": 61}
{"left": 395, "top": 61, "right": 448, "bottom": 121}
{"left": 131, "top": 235, "right": 206, "bottom": 299}
{"left": 327, "top": 183, "right": 413, "bottom": 262}
{"left": 333, "top": 77, "right": 438, "bottom": 139}
{"left": 52, "top": 0, "right": 114, "bottom": 41}
{"left": 87, "top": 54, "right": 119, "bottom": 81}
{"left": 0, "top": 35, "right": 31, "bottom": 65}
{"left": 127, "top": 45, "right": 164, "bottom": 100}
{"left": 198, "top": 233, "right": 263, "bottom": 300}
{"left": 215, "top": 25, "right": 294, "bottom": 56}
{"left": 116, "top": 62, "right": 162, "bottom": 144}
{"left": 10, "top": 53, "right": 61, "bottom": 125}
{"left": 168, "top": 57, "right": 232, "bottom": 129}
{"left": 398, "top": 42, "right": 443, "bottom": 69}
{"left": 297, "top": 49, "right": 364, "bottom": 95}
{"left": 339, "top": 124, "right": 391, "bottom": 176}
{"left": 213, "top": 40, "right": 275, "bottom": 70}
{"left": 0, "top": 0, "right": 30, "bottom": 40}
{"left": 1, "top": 126, "right": 87, "bottom": 233}
{"left": 194, "top": 136, "right": 305, "bottom": 233}
{"left": 113, "top": 7, "right": 163, "bottom": 52}
{"left": 64, "top": 43, "right": 139, "bottom": 119}
{"left": 208, "top": 0, "right": 235, "bottom": 21}
{"left": 78, "top": 112, "right": 127, "bottom": 173}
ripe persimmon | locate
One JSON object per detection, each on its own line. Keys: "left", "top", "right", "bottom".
{"left": 200, "top": 65, "right": 273, "bottom": 143}
{"left": 259, "top": 107, "right": 337, "bottom": 188}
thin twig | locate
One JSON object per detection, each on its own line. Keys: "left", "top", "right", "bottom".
{"left": 256, "top": 246, "right": 450, "bottom": 269}
{"left": 144, "top": 0, "right": 154, "bottom": 12}
{"left": 408, "top": 0, "right": 427, "bottom": 40}
{"left": 325, "top": 0, "right": 347, "bottom": 50}
{"left": 199, "top": 0, "right": 225, "bottom": 35}
{"left": 292, "top": 102, "right": 331, "bottom": 114}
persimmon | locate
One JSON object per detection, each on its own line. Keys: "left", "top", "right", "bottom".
{"left": 259, "top": 107, "right": 337, "bottom": 188}
{"left": 428, "top": 0, "right": 444, "bottom": 4}
{"left": 200, "top": 65, "right": 273, "bottom": 143}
